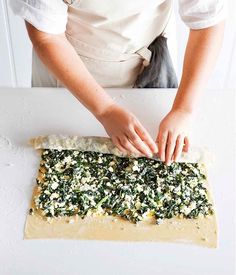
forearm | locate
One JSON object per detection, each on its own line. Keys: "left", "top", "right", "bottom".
{"left": 25, "top": 22, "right": 114, "bottom": 117}
{"left": 172, "top": 21, "right": 225, "bottom": 113}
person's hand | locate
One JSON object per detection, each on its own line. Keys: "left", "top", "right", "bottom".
{"left": 96, "top": 103, "right": 158, "bottom": 158}
{"left": 156, "top": 108, "right": 193, "bottom": 165}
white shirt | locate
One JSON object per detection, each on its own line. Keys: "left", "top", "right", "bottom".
{"left": 10, "top": 0, "right": 226, "bottom": 35}
{"left": 9, "top": 0, "right": 226, "bottom": 88}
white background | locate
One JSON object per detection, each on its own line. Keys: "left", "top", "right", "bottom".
{"left": 0, "top": 0, "right": 236, "bottom": 89}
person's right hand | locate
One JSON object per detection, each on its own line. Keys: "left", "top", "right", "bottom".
{"left": 96, "top": 104, "right": 158, "bottom": 158}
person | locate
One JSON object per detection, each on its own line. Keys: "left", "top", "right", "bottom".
{"left": 10, "top": 0, "right": 226, "bottom": 165}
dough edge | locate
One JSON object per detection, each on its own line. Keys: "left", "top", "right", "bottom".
{"left": 24, "top": 211, "right": 217, "bottom": 248}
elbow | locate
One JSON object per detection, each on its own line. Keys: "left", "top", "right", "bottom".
{"left": 25, "top": 21, "right": 65, "bottom": 51}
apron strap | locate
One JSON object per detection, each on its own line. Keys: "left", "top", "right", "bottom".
{"left": 66, "top": 32, "right": 152, "bottom": 64}
{"left": 135, "top": 46, "right": 152, "bottom": 67}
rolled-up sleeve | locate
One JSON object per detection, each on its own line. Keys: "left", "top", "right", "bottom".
{"left": 178, "top": 0, "right": 227, "bottom": 29}
{"left": 9, "top": 0, "right": 68, "bottom": 34}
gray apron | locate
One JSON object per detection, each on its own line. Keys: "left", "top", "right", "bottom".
{"left": 133, "top": 34, "right": 178, "bottom": 88}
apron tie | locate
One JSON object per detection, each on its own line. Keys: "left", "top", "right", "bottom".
{"left": 135, "top": 46, "right": 152, "bottom": 67}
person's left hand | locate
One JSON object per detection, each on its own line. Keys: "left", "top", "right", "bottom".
{"left": 156, "top": 108, "right": 193, "bottom": 165}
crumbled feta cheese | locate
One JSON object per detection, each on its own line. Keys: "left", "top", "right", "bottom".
{"left": 132, "top": 165, "right": 140, "bottom": 172}
{"left": 108, "top": 167, "right": 114, "bottom": 172}
{"left": 85, "top": 171, "right": 91, "bottom": 178}
{"left": 81, "top": 177, "right": 87, "bottom": 184}
{"left": 164, "top": 193, "right": 172, "bottom": 201}
{"left": 64, "top": 156, "right": 72, "bottom": 163}
{"left": 136, "top": 184, "right": 143, "bottom": 192}
{"left": 97, "top": 157, "right": 103, "bottom": 164}
{"left": 176, "top": 198, "right": 182, "bottom": 204}
{"left": 109, "top": 161, "right": 115, "bottom": 166}
{"left": 169, "top": 185, "right": 175, "bottom": 191}
{"left": 50, "top": 193, "right": 59, "bottom": 199}
{"left": 51, "top": 182, "right": 59, "bottom": 190}
{"left": 199, "top": 189, "right": 206, "bottom": 196}
{"left": 174, "top": 186, "right": 181, "bottom": 193}
{"left": 125, "top": 195, "right": 132, "bottom": 202}
{"left": 180, "top": 205, "right": 192, "bottom": 215}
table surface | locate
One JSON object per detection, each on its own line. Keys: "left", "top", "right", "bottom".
{"left": 0, "top": 88, "right": 235, "bottom": 275}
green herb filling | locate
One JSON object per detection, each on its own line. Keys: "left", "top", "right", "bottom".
{"left": 33, "top": 149, "right": 214, "bottom": 224}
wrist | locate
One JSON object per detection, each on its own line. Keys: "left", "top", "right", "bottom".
{"left": 94, "top": 101, "right": 117, "bottom": 121}
{"left": 171, "top": 88, "right": 196, "bottom": 115}
{"left": 83, "top": 85, "right": 115, "bottom": 119}
{"left": 172, "top": 84, "right": 201, "bottom": 116}
{"left": 171, "top": 105, "right": 194, "bottom": 115}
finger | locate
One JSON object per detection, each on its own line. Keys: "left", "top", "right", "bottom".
{"left": 173, "top": 135, "right": 184, "bottom": 162}
{"left": 157, "top": 131, "right": 168, "bottom": 162}
{"left": 135, "top": 121, "right": 158, "bottom": 154}
{"left": 165, "top": 132, "right": 177, "bottom": 166}
{"left": 183, "top": 136, "right": 190, "bottom": 152}
{"left": 127, "top": 129, "right": 153, "bottom": 158}
{"left": 119, "top": 136, "right": 141, "bottom": 156}
{"left": 111, "top": 136, "right": 127, "bottom": 154}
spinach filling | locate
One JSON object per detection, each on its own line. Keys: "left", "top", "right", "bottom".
{"left": 33, "top": 149, "right": 214, "bottom": 224}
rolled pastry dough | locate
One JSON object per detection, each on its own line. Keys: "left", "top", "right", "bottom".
{"left": 29, "top": 135, "right": 213, "bottom": 164}
{"left": 25, "top": 135, "right": 217, "bottom": 248}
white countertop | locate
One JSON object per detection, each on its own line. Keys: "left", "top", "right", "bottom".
{"left": 0, "top": 88, "right": 235, "bottom": 275}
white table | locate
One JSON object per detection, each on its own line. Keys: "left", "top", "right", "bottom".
{"left": 0, "top": 88, "right": 235, "bottom": 275}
